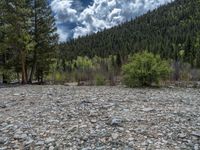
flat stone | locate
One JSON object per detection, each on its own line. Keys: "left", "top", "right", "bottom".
{"left": 143, "top": 108, "right": 155, "bottom": 112}
{"left": 91, "top": 119, "right": 97, "bottom": 123}
{"left": 49, "top": 146, "right": 54, "bottom": 150}
{"left": 13, "top": 93, "right": 20, "bottom": 96}
{"left": 45, "top": 137, "right": 55, "bottom": 144}
{"left": 111, "top": 133, "right": 119, "bottom": 140}
{"left": 0, "top": 103, "right": 6, "bottom": 109}
{"left": 82, "top": 147, "right": 92, "bottom": 150}
{"left": 194, "top": 144, "right": 199, "bottom": 150}
{"left": 36, "top": 141, "right": 45, "bottom": 145}
{"left": 0, "top": 137, "right": 6, "bottom": 144}
{"left": 25, "top": 139, "right": 34, "bottom": 145}
{"left": 111, "top": 117, "right": 122, "bottom": 126}
{"left": 0, "top": 147, "right": 8, "bottom": 150}
{"left": 191, "top": 131, "right": 200, "bottom": 137}
{"left": 14, "top": 133, "right": 27, "bottom": 140}
{"left": 67, "top": 125, "right": 78, "bottom": 132}
{"left": 178, "top": 133, "right": 187, "bottom": 138}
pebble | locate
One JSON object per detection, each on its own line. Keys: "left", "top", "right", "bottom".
{"left": 0, "top": 138, "right": 6, "bottom": 144}
{"left": 14, "top": 133, "right": 27, "bottom": 140}
{"left": 91, "top": 119, "right": 97, "bottom": 123}
{"left": 0, "top": 103, "right": 6, "bottom": 109}
{"left": 36, "top": 141, "right": 45, "bottom": 145}
{"left": 49, "top": 146, "right": 54, "bottom": 150}
{"left": 111, "top": 133, "right": 119, "bottom": 140}
{"left": 111, "top": 117, "right": 122, "bottom": 126}
{"left": 45, "top": 137, "right": 55, "bottom": 144}
{"left": 178, "top": 133, "right": 187, "bottom": 138}
{"left": 143, "top": 108, "right": 154, "bottom": 112}
{"left": 194, "top": 144, "right": 199, "bottom": 150}
{"left": 191, "top": 131, "right": 200, "bottom": 137}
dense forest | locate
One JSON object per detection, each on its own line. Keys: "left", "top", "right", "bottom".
{"left": 60, "top": 0, "right": 200, "bottom": 67}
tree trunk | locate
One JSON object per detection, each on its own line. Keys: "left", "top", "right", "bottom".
{"left": 21, "top": 50, "right": 27, "bottom": 84}
{"left": 28, "top": 51, "right": 36, "bottom": 83}
{"left": 2, "top": 54, "right": 8, "bottom": 84}
{"left": 17, "top": 72, "right": 20, "bottom": 83}
{"left": 2, "top": 74, "right": 8, "bottom": 84}
{"left": 29, "top": 0, "right": 38, "bottom": 84}
{"left": 174, "top": 60, "right": 180, "bottom": 81}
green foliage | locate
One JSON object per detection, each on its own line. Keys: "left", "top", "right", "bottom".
{"left": 0, "top": 0, "right": 58, "bottom": 83}
{"left": 122, "top": 52, "right": 171, "bottom": 87}
{"left": 72, "top": 56, "right": 93, "bottom": 71}
{"left": 0, "top": 70, "right": 12, "bottom": 83}
{"left": 30, "top": 0, "right": 58, "bottom": 83}
{"left": 94, "top": 74, "right": 106, "bottom": 86}
{"left": 72, "top": 56, "right": 94, "bottom": 82}
{"left": 48, "top": 55, "right": 120, "bottom": 84}
{"left": 54, "top": 72, "right": 65, "bottom": 83}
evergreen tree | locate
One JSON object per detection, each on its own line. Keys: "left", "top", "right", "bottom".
{"left": 28, "top": 0, "right": 58, "bottom": 83}
{"left": 1, "top": 0, "right": 34, "bottom": 84}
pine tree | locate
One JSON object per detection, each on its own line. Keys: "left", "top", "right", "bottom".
{"left": 1, "top": 0, "right": 34, "bottom": 84}
{"left": 28, "top": 0, "right": 58, "bottom": 83}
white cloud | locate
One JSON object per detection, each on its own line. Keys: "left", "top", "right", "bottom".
{"left": 51, "top": 0, "right": 174, "bottom": 41}
{"left": 51, "top": 0, "right": 78, "bottom": 23}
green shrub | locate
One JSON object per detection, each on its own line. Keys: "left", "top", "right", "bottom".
{"left": 94, "top": 74, "right": 106, "bottom": 86}
{"left": 122, "top": 51, "right": 171, "bottom": 87}
{"left": 0, "top": 69, "right": 16, "bottom": 83}
{"left": 47, "top": 72, "right": 67, "bottom": 84}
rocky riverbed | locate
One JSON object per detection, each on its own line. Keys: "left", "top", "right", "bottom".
{"left": 0, "top": 85, "right": 200, "bottom": 150}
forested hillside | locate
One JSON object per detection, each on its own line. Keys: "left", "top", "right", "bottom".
{"left": 60, "top": 0, "right": 200, "bottom": 67}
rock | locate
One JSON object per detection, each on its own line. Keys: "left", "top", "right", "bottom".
{"left": 45, "top": 137, "right": 55, "bottom": 144}
{"left": 122, "top": 108, "right": 129, "bottom": 112}
{"left": 25, "top": 139, "right": 34, "bottom": 145}
{"left": 49, "top": 146, "right": 54, "bottom": 150}
{"left": 14, "top": 133, "right": 27, "bottom": 140}
{"left": 82, "top": 147, "right": 92, "bottom": 150}
{"left": 67, "top": 125, "right": 78, "bottom": 132}
{"left": 191, "top": 131, "right": 200, "bottom": 137}
{"left": 178, "top": 133, "right": 187, "bottom": 138}
{"left": 194, "top": 144, "right": 199, "bottom": 150}
{"left": 110, "top": 117, "right": 122, "bottom": 126}
{"left": 96, "top": 146, "right": 106, "bottom": 150}
{"left": 13, "top": 93, "right": 20, "bottom": 96}
{"left": 91, "top": 119, "right": 97, "bottom": 123}
{"left": 128, "top": 137, "right": 134, "bottom": 141}
{"left": 0, "top": 103, "right": 6, "bottom": 109}
{"left": 111, "top": 133, "right": 119, "bottom": 140}
{"left": 0, "top": 137, "right": 6, "bottom": 144}
{"left": 143, "top": 108, "right": 155, "bottom": 112}
{"left": 36, "top": 141, "right": 45, "bottom": 145}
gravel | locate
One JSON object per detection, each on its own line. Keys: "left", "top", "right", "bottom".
{"left": 0, "top": 85, "right": 200, "bottom": 150}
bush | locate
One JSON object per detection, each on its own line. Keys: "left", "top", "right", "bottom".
{"left": 94, "top": 74, "right": 106, "bottom": 86}
{"left": 122, "top": 51, "right": 171, "bottom": 87}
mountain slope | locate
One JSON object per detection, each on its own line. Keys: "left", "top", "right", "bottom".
{"left": 60, "top": 0, "right": 200, "bottom": 67}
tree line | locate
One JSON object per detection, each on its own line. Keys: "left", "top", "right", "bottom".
{"left": 0, "top": 0, "right": 58, "bottom": 84}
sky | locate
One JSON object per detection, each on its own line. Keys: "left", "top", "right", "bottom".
{"left": 50, "top": 0, "right": 174, "bottom": 42}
